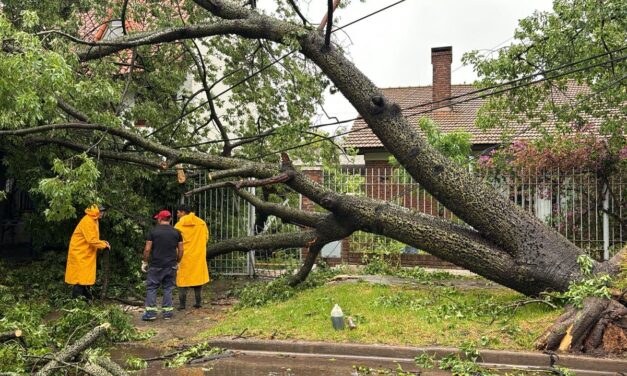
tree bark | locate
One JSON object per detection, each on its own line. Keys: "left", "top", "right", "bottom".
{"left": 92, "top": 357, "right": 129, "bottom": 376}
{"left": 84, "top": 363, "right": 114, "bottom": 376}
{"left": 0, "top": 330, "right": 22, "bottom": 343}
{"left": 35, "top": 323, "right": 110, "bottom": 376}
{"left": 537, "top": 298, "right": 627, "bottom": 354}
{"left": 288, "top": 241, "right": 327, "bottom": 287}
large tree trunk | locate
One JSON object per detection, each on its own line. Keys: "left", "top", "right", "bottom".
{"left": 294, "top": 32, "right": 585, "bottom": 294}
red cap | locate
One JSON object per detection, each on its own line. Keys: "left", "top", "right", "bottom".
{"left": 154, "top": 210, "right": 172, "bottom": 220}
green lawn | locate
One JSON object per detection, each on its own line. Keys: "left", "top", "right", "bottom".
{"left": 202, "top": 282, "right": 561, "bottom": 350}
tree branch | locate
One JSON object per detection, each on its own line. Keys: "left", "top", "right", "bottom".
{"left": 207, "top": 167, "right": 255, "bottom": 180}
{"left": 192, "top": 0, "right": 251, "bottom": 20}
{"left": 234, "top": 188, "right": 324, "bottom": 228}
{"left": 56, "top": 98, "right": 90, "bottom": 122}
{"left": 25, "top": 137, "right": 164, "bottom": 169}
{"left": 286, "top": 0, "right": 309, "bottom": 26}
{"left": 181, "top": 41, "right": 232, "bottom": 154}
{"left": 324, "top": 0, "right": 334, "bottom": 47}
{"left": 207, "top": 230, "right": 319, "bottom": 258}
{"left": 318, "top": 0, "right": 340, "bottom": 32}
{"left": 0, "top": 122, "right": 180, "bottom": 161}
{"left": 288, "top": 239, "right": 327, "bottom": 286}
{"left": 184, "top": 171, "right": 294, "bottom": 195}
{"left": 35, "top": 323, "right": 111, "bottom": 376}
{"left": 120, "top": 0, "right": 130, "bottom": 36}
{"left": 78, "top": 19, "right": 284, "bottom": 61}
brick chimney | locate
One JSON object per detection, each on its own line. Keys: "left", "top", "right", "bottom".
{"left": 431, "top": 46, "right": 452, "bottom": 111}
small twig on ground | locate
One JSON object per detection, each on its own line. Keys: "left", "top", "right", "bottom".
{"left": 232, "top": 328, "right": 248, "bottom": 340}
{"left": 142, "top": 346, "right": 192, "bottom": 362}
{"left": 188, "top": 351, "right": 234, "bottom": 364}
{"left": 489, "top": 299, "right": 558, "bottom": 325}
{"left": 107, "top": 296, "right": 144, "bottom": 307}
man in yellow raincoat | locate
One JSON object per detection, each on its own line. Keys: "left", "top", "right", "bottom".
{"left": 175, "top": 204, "right": 210, "bottom": 309}
{"left": 65, "top": 205, "right": 110, "bottom": 300}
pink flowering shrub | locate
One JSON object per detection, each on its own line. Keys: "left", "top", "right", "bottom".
{"left": 477, "top": 131, "right": 623, "bottom": 175}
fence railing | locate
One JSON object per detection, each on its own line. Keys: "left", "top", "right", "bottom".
{"left": 321, "top": 166, "right": 626, "bottom": 261}
{"left": 185, "top": 165, "right": 625, "bottom": 276}
{"left": 185, "top": 172, "right": 301, "bottom": 277}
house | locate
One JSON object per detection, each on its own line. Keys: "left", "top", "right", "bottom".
{"left": 344, "top": 46, "right": 591, "bottom": 163}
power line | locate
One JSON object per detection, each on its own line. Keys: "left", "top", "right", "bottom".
{"left": 254, "top": 52, "right": 627, "bottom": 159}
{"left": 333, "top": 0, "right": 407, "bottom": 32}
{"left": 176, "top": 46, "right": 627, "bottom": 149}
{"left": 151, "top": 0, "right": 412, "bottom": 138}
{"left": 174, "top": 46, "right": 626, "bottom": 150}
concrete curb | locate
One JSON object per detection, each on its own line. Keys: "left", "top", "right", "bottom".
{"left": 205, "top": 338, "right": 627, "bottom": 374}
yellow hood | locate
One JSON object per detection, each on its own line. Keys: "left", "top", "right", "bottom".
{"left": 177, "top": 212, "right": 204, "bottom": 226}
{"left": 84, "top": 205, "right": 101, "bottom": 218}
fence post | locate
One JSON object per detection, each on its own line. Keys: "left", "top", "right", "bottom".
{"left": 603, "top": 182, "right": 610, "bottom": 261}
{"left": 247, "top": 186, "right": 256, "bottom": 277}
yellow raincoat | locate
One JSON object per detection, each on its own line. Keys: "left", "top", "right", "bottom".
{"left": 175, "top": 212, "right": 210, "bottom": 287}
{"left": 64, "top": 206, "right": 108, "bottom": 285}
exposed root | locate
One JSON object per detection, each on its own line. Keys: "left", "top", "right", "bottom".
{"left": 536, "top": 297, "right": 627, "bottom": 355}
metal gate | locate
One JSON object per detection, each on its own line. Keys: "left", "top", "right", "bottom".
{"left": 185, "top": 171, "right": 302, "bottom": 277}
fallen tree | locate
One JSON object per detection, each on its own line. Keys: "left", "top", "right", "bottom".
{"left": 0, "top": 0, "right": 625, "bottom": 355}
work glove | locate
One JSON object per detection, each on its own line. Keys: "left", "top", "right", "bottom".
{"left": 141, "top": 261, "right": 148, "bottom": 273}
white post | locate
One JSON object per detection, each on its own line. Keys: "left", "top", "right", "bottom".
{"left": 247, "top": 186, "right": 256, "bottom": 276}
{"left": 603, "top": 183, "right": 610, "bottom": 261}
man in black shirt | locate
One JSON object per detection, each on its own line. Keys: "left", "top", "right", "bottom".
{"left": 142, "top": 210, "right": 183, "bottom": 321}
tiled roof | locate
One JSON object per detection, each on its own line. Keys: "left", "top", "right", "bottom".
{"left": 344, "top": 83, "right": 592, "bottom": 149}
{"left": 78, "top": 2, "right": 187, "bottom": 74}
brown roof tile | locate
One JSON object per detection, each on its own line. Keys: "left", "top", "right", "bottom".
{"left": 344, "top": 83, "right": 592, "bottom": 149}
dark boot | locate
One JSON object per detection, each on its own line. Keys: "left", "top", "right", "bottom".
{"left": 83, "top": 286, "right": 93, "bottom": 301}
{"left": 193, "top": 286, "right": 202, "bottom": 308}
{"left": 178, "top": 287, "right": 187, "bottom": 310}
{"left": 71, "top": 285, "right": 83, "bottom": 299}
{"left": 72, "top": 285, "right": 92, "bottom": 301}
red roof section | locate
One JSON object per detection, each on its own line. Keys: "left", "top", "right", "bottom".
{"left": 78, "top": 1, "right": 187, "bottom": 74}
{"left": 344, "top": 82, "right": 592, "bottom": 149}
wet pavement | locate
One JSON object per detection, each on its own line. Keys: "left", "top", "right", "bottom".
{"left": 116, "top": 351, "right": 446, "bottom": 375}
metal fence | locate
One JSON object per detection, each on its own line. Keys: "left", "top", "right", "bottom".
{"left": 185, "top": 172, "right": 301, "bottom": 277}
{"left": 322, "top": 166, "right": 626, "bottom": 261}
{"left": 185, "top": 165, "right": 625, "bottom": 276}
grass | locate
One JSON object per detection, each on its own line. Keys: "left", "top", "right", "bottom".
{"left": 201, "top": 282, "right": 562, "bottom": 350}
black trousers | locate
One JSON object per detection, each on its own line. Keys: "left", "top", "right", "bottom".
{"left": 179, "top": 285, "right": 202, "bottom": 308}
{"left": 72, "top": 284, "right": 93, "bottom": 300}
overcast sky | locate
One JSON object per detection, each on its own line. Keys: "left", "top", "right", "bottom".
{"left": 288, "top": 0, "right": 555, "bottom": 127}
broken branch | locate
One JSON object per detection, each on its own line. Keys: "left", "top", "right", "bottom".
{"left": 35, "top": 323, "right": 111, "bottom": 376}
